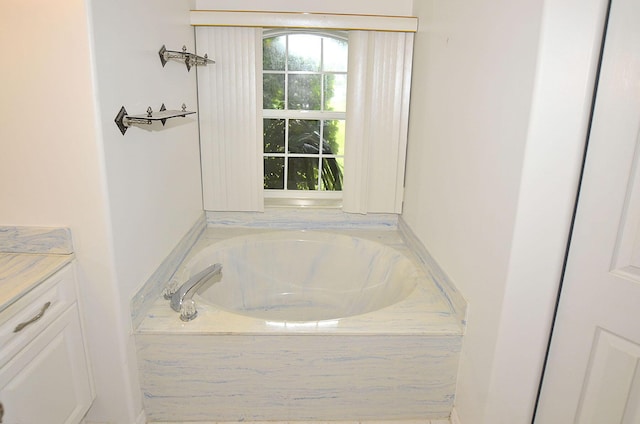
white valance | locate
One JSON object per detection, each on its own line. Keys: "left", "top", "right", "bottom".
{"left": 190, "top": 11, "right": 417, "bottom": 33}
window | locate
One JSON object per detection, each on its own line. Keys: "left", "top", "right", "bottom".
{"left": 196, "top": 25, "right": 413, "bottom": 213}
{"left": 262, "top": 31, "right": 348, "bottom": 200}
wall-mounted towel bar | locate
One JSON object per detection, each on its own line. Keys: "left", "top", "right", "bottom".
{"left": 159, "top": 45, "right": 214, "bottom": 71}
{"left": 114, "top": 103, "right": 195, "bottom": 135}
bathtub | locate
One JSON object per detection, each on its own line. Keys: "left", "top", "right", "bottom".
{"left": 182, "top": 231, "right": 418, "bottom": 322}
{"left": 136, "top": 227, "right": 464, "bottom": 422}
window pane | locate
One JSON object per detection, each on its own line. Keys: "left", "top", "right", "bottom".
{"left": 323, "top": 120, "right": 346, "bottom": 156}
{"left": 324, "top": 74, "right": 347, "bottom": 112}
{"left": 288, "top": 157, "right": 319, "bottom": 190}
{"left": 263, "top": 36, "right": 286, "bottom": 71}
{"left": 321, "top": 157, "right": 344, "bottom": 191}
{"left": 264, "top": 119, "right": 285, "bottom": 153}
{"left": 288, "top": 74, "right": 322, "bottom": 110}
{"left": 288, "top": 34, "right": 321, "bottom": 72}
{"left": 322, "top": 37, "right": 348, "bottom": 72}
{"left": 262, "top": 31, "right": 348, "bottom": 197}
{"left": 288, "top": 119, "right": 320, "bottom": 154}
{"left": 264, "top": 157, "right": 285, "bottom": 189}
{"left": 263, "top": 74, "right": 285, "bottom": 109}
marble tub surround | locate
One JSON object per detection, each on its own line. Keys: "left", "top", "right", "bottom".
{"left": 399, "top": 217, "right": 468, "bottom": 329}
{"left": 137, "top": 227, "right": 463, "bottom": 335}
{"left": 139, "top": 283, "right": 461, "bottom": 335}
{"left": 138, "top": 333, "right": 460, "bottom": 421}
{"left": 0, "top": 226, "right": 74, "bottom": 313}
{"left": 135, "top": 210, "right": 465, "bottom": 329}
{"left": 130, "top": 214, "right": 207, "bottom": 328}
{"left": 206, "top": 209, "right": 399, "bottom": 229}
{"left": 135, "top": 226, "right": 464, "bottom": 422}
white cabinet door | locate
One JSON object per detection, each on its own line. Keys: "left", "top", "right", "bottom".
{"left": 0, "top": 306, "right": 93, "bottom": 424}
{"left": 535, "top": 0, "right": 640, "bottom": 422}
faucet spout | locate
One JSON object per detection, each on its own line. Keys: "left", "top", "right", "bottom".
{"left": 170, "top": 263, "right": 222, "bottom": 314}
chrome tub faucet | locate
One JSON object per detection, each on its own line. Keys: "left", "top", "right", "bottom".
{"left": 168, "top": 263, "right": 222, "bottom": 321}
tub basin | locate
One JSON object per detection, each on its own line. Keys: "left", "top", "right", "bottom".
{"left": 184, "top": 231, "right": 419, "bottom": 321}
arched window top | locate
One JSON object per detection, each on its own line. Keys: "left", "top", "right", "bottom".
{"left": 262, "top": 30, "right": 348, "bottom": 76}
{"left": 263, "top": 28, "right": 348, "bottom": 42}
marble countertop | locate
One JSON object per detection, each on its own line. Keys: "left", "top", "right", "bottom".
{"left": 0, "top": 226, "right": 74, "bottom": 313}
{"left": 0, "top": 253, "right": 74, "bottom": 313}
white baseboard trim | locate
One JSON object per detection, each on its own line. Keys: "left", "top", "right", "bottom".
{"left": 136, "top": 410, "right": 147, "bottom": 424}
{"left": 451, "top": 407, "right": 462, "bottom": 424}
{"left": 83, "top": 409, "right": 146, "bottom": 424}
{"left": 149, "top": 420, "right": 447, "bottom": 424}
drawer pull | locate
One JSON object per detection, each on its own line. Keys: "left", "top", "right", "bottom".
{"left": 13, "top": 302, "right": 51, "bottom": 333}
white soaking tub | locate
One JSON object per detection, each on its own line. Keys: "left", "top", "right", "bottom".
{"left": 185, "top": 231, "right": 418, "bottom": 322}
{"left": 135, "top": 228, "right": 464, "bottom": 422}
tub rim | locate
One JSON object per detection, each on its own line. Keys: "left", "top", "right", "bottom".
{"left": 136, "top": 227, "right": 464, "bottom": 336}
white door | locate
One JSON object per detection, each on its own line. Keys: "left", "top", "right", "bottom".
{"left": 535, "top": 0, "right": 640, "bottom": 422}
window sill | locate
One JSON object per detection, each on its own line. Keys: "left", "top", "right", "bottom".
{"left": 264, "top": 196, "right": 342, "bottom": 209}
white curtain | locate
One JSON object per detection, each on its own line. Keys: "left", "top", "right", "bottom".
{"left": 196, "top": 27, "right": 264, "bottom": 211}
{"left": 343, "top": 31, "right": 414, "bottom": 214}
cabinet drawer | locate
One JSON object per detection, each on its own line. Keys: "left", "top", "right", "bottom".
{"left": 0, "top": 305, "right": 93, "bottom": 424}
{"left": 0, "top": 264, "right": 77, "bottom": 368}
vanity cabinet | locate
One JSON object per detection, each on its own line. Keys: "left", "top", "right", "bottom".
{"left": 0, "top": 263, "right": 94, "bottom": 424}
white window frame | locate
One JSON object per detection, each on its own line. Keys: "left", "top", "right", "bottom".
{"left": 262, "top": 29, "right": 348, "bottom": 208}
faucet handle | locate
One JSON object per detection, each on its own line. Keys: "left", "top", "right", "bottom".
{"left": 180, "top": 299, "right": 198, "bottom": 321}
{"left": 162, "top": 281, "right": 179, "bottom": 300}
{"left": 163, "top": 266, "right": 189, "bottom": 299}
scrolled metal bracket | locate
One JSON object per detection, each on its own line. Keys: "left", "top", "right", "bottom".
{"left": 159, "top": 45, "right": 214, "bottom": 71}
{"left": 114, "top": 103, "right": 196, "bottom": 135}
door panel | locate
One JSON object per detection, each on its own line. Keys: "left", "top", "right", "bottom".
{"left": 576, "top": 329, "right": 640, "bottom": 422}
{"left": 535, "top": 0, "right": 640, "bottom": 422}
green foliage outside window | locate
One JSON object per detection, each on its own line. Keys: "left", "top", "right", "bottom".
{"left": 263, "top": 34, "right": 346, "bottom": 191}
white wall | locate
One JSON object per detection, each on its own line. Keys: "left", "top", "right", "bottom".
{"left": 404, "top": 0, "right": 543, "bottom": 422}
{"left": 405, "top": 0, "right": 607, "bottom": 423}
{"left": 0, "top": 0, "right": 141, "bottom": 422}
{"left": 88, "top": 0, "right": 202, "bottom": 308}
{"left": 1, "top": 0, "right": 204, "bottom": 422}
{"left": 86, "top": 0, "right": 203, "bottom": 421}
